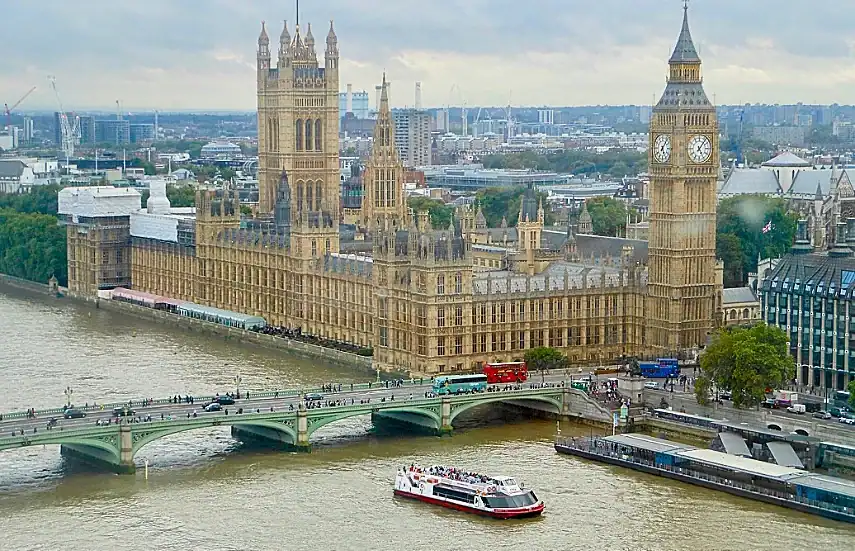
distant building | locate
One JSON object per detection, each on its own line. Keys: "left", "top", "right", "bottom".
{"left": 78, "top": 116, "right": 95, "bottom": 145}
{"left": 129, "top": 124, "right": 155, "bottom": 144}
{"left": 22, "top": 117, "right": 34, "bottom": 143}
{"left": 0, "top": 159, "right": 36, "bottom": 193}
{"left": 752, "top": 126, "right": 806, "bottom": 147}
{"left": 722, "top": 287, "right": 760, "bottom": 326}
{"left": 200, "top": 141, "right": 242, "bottom": 160}
{"left": 538, "top": 109, "right": 554, "bottom": 125}
{"left": 339, "top": 89, "right": 370, "bottom": 119}
{"left": 95, "top": 119, "right": 130, "bottom": 145}
{"left": 392, "top": 109, "right": 431, "bottom": 167}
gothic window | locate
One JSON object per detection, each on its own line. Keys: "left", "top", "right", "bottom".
{"left": 316, "top": 183, "right": 322, "bottom": 210}
{"left": 437, "top": 275, "right": 445, "bottom": 295}
{"left": 305, "top": 119, "right": 313, "bottom": 151}
{"left": 455, "top": 336, "right": 463, "bottom": 355}
{"left": 326, "top": 239, "right": 331, "bottom": 253}
{"left": 306, "top": 184, "right": 313, "bottom": 211}
{"left": 454, "top": 272, "right": 463, "bottom": 294}
{"left": 437, "top": 337, "right": 446, "bottom": 357}
{"left": 315, "top": 119, "right": 323, "bottom": 151}
{"left": 455, "top": 306, "right": 463, "bottom": 326}
{"left": 437, "top": 307, "right": 446, "bottom": 327}
{"left": 296, "top": 182, "right": 304, "bottom": 211}
{"left": 296, "top": 119, "right": 303, "bottom": 151}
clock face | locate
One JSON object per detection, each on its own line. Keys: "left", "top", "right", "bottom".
{"left": 688, "top": 135, "right": 713, "bottom": 164}
{"left": 653, "top": 135, "right": 671, "bottom": 163}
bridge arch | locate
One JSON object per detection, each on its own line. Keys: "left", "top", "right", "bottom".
{"left": 131, "top": 419, "right": 298, "bottom": 458}
{"left": 767, "top": 423, "right": 782, "bottom": 431}
{"left": 306, "top": 406, "right": 441, "bottom": 438}
{"left": 447, "top": 394, "right": 562, "bottom": 425}
{"left": 792, "top": 428, "right": 810, "bottom": 436}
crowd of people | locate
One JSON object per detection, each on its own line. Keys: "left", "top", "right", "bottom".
{"left": 404, "top": 464, "right": 499, "bottom": 487}
{"left": 251, "top": 325, "right": 372, "bottom": 356}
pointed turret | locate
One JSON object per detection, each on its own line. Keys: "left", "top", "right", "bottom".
{"left": 364, "top": 73, "right": 405, "bottom": 232}
{"left": 258, "top": 20, "right": 270, "bottom": 47}
{"left": 500, "top": 216, "right": 508, "bottom": 229}
{"left": 305, "top": 22, "right": 315, "bottom": 53}
{"left": 475, "top": 206, "right": 487, "bottom": 229}
{"left": 326, "top": 20, "right": 338, "bottom": 51}
{"left": 280, "top": 20, "right": 290, "bottom": 49}
{"left": 669, "top": 4, "right": 700, "bottom": 63}
{"left": 578, "top": 201, "right": 593, "bottom": 235}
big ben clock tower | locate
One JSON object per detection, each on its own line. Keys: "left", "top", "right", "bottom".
{"left": 647, "top": 3, "right": 719, "bottom": 353}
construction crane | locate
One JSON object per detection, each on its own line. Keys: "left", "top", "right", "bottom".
{"left": 4, "top": 86, "right": 37, "bottom": 129}
{"left": 49, "top": 76, "right": 79, "bottom": 164}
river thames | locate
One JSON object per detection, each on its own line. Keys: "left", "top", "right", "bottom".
{"left": 0, "top": 287, "right": 851, "bottom": 550}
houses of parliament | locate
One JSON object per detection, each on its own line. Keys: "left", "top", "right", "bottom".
{"left": 59, "top": 7, "right": 723, "bottom": 375}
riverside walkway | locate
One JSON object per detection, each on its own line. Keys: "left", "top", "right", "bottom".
{"left": 0, "top": 376, "right": 611, "bottom": 474}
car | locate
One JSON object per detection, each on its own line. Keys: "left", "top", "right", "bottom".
{"left": 215, "top": 396, "right": 235, "bottom": 405}
{"left": 204, "top": 403, "right": 222, "bottom": 412}
{"left": 304, "top": 393, "right": 324, "bottom": 401}
{"left": 786, "top": 404, "right": 806, "bottom": 414}
{"left": 63, "top": 409, "right": 85, "bottom": 419}
{"left": 112, "top": 407, "right": 135, "bottom": 417}
{"left": 838, "top": 416, "right": 855, "bottom": 425}
{"left": 719, "top": 391, "right": 732, "bottom": 401}
{"left": 644, "top": 381, "right": 659, "bottom": 390}
{"left": 813, "top": 411, "right": 832, "bottom": 420}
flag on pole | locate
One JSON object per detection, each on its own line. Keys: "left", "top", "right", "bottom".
{"left": 762, "top": 220, "right": 773, "bottom": 234}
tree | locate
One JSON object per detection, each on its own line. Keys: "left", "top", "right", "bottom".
{"left": 524, "top": 347, "right": 570, "bottom": 372}
{"left": 716, "top": 195, "right": 797, "bottom": 286}
{"left": 586, "top": 196, "right": 633, "bottom": 237}
{"left": 139, "top": 185, "right": 197, "bottom": 209}
{"left": 695, "top": 324, "right": 795, "bottom": 409}
{"left": 0, "top": 209, "right": 67, "bottom": 286}
{"left": 848, "top": 380, "right": 855, "bottom": 410}
{"left": 715, "top": 233, "right": 744, "bottom": 288}
{"left": 0, "top": 184, "right": 61, "bottom": 215}
{"left": 475, "top": 187, "right": 555, "bottom": 228}
{"left": 407, "top": 196, "right": 454, "bottom": 229}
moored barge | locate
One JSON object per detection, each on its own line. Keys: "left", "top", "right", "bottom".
{"left": 555, "top": 434, "right": 855, "bottom": 524}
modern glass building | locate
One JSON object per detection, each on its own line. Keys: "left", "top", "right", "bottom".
{"left": 761, "top": 219, "right": 855, "bottom": 391}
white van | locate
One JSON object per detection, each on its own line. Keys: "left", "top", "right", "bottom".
{"left": 786, "top": 404, "right": 806, "bottom": 414}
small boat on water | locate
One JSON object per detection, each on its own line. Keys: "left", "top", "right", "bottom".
{"left": 393, "top": 464, "right": 544, "bottom": 519}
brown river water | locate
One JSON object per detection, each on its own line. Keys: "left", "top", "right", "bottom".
{"left": 0, "top": 287, "right": 851, "bottom": 550}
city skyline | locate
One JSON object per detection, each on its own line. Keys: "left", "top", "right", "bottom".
{"left": 1, "top": 0, "right": 853, "bottom": 112}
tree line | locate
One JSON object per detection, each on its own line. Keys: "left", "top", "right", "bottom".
{"left": 481, "top": 150, "right": 647, "bottom": 178}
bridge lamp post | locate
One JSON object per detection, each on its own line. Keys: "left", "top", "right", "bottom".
{"left": 234, "top": 374, "right": 242, "bottom": 399}
{"left": 64, "top": 386, "right": 73, "bottom": 408}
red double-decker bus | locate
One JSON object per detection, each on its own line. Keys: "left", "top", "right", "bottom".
{"left": 482, "top": 362, "right": 528, "bottom": 384}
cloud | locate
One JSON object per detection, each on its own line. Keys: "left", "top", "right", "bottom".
{"left": 0, "top": 0, "right": 852, "bottom": 111}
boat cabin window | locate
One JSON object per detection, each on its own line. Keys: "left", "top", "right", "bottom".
{"left": 501, "top": 478, "right": 517, "bottom": 486}
{"left": 483, "top": 491, "right": 538, "bottom": 509}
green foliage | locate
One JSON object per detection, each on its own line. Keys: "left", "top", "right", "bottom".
{"left": 696, "top": 324, "right": 795, "bottom": 409}
{"left": 848, "top": 380, "right": 855, "bottom": 409}
{"left": 139, "top": 185, "right": 197, "bottom": 209}
{"left": 0, "top": 209, "right": 67, "bottom": 286}
{"left": 716, "top": 195, "right": 797, "bottom": 287}
{"left": 524, "top": 347, "right": 570, "bottom": 372}
{"left": 481, "top": 150, "right": 647, "bottom": 176}
{"left": 475, "top": 187, "right": 555, "bottom": 227}
{"left": 585, "top": 196, "right": 635, "bottom": 237}
{"left": 0, "top": 184, "right": 62, "bottom": 215}
{"left": 138, "top": 161, "right": 157, "bottom": 175}
{"left": 407, "top": 196, "right": 454, "bottom": 229}
{"left": 239, "top": 205, "right": 252, "bottom": 216}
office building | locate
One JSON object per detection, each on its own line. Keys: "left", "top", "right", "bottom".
{"left": 95, "top": 119, "right": 130, "bottom": 145}
{"left": 393, "top": 109, "right": 431, "bottom": 168}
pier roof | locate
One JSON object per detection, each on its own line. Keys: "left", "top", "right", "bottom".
{"left": 675, "top": 448, "right": 804, "bottom": 481}
{"left": 604, "top": 434, "right": 693, "bottom": 454}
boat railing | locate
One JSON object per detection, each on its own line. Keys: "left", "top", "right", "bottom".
{"left": 556, "top": 437, "right": 854, "bottom": 518}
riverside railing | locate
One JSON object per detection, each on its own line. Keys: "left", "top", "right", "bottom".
{"left": 556, "top": 436, "right": 855, "bottom": 519}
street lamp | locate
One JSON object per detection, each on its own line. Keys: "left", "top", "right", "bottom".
{"left": 234, "top": 374, "right": 242, "bottom": 399}
{"left": 64, "top": 386, "right": 73, "bottom": 408}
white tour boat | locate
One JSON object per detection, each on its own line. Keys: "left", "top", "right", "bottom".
{"left": 394, "top": 465, "right": 544, "bottom": 519}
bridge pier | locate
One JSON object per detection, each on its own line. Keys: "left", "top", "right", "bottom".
{"left": 230, "top": 423, "right": 309, "bottom": 453}
{"left": 439, "top": 398, "right": 453, "bottom": 436}
{"left": 59, "top": 425, "right": 136, "bottom": 475}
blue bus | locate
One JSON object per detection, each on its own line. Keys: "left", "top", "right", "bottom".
{"left": 640, "top": 358, "right": 680, "bottom": 379}
{"left": 433, "top": 374, "right": 488, "bottom": 395}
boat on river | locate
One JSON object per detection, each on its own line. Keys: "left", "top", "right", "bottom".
{"left": 393, "top": 465, "right": 544, "bottom": 519}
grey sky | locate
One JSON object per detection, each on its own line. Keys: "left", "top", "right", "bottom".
{"left": 1, "top": 0, "right": 852, "bottom": 111}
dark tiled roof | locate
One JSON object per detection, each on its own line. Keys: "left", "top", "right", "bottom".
{"left": 0, "top": 160, "right": 26, "bottom": 179}
{"left": 762, "top": 249, "right": 855, "bottom": 300}
{"left": 722, "top": 287, "right": 757, "bottom": 304}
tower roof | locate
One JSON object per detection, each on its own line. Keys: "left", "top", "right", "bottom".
{"left": 519, "top": 183, "right": 538, "bottom": 223}
{"left": 280, "top": 20, "right": 290, "bottom": 45}
{"left": 669, "top": 4, "right": 700, "bottom": 63}
{"left": 258, "top": 21, "right": 270, "bottom": 46}
{"left": 326, "top": 20, "right": 337, "bottom": 45}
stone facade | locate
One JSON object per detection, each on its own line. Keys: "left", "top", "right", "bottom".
{"left": 63, "top": 8, "right": 720, "bottom": 375}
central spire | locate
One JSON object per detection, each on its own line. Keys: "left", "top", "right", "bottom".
{"left": 669, "top": 2, "right": 700, "bottom": 63}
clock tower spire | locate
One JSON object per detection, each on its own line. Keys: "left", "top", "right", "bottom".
{"left": 646, "top": 4, "right": 719, "bottom": 355}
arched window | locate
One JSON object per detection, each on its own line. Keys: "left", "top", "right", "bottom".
{"left": 315, "top": 119, "right": 323, "bottom": 151}
{"left": 306, "top": 184, "right": 313, "bottom": 211}
{"left": 729, "top": 310, "right": 736, "bottom": 320}
{"left": 305, "top": 120, "right": 313, "bottom": 151}
{"left": 296, "top": 181, "right": 304, "bottom": 212}
{"left": 437, "top": 275, "right": 445, "bottom": 295}
{"left": 296, "top": 119, "right": 303, "bottom": 151}
{"left": 743, "top": 308, "right": 750, "bottom": 319}
{"left": 316, "top": 182, "right": 322, "bottom": 210}
{"left": 455, "top": 272, "right": 463, "bottom": 294}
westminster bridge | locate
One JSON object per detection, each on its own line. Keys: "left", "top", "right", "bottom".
{"left": 0, "top": 379, "right": 612, "bottom": 474}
